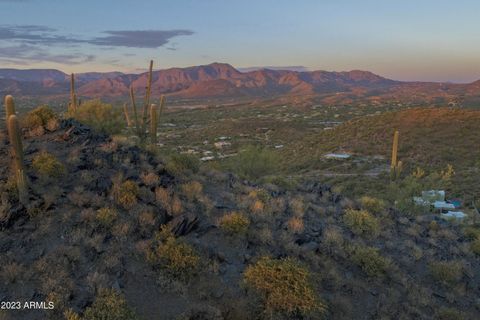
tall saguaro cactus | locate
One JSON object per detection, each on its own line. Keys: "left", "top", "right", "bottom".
{"left": 390, "top": 130, "right": 399, "bottom": 169}
{"left": 125, "top": 60, "right": 166, "bottom": 144}
{"left": 141, "top": 60, "right": 154, "bottom": 134}
{"left": 390, "top": 130, "right": 402, "bottom": 179}
{"left": 7, "top": 114, "right": 28, "bottom": 202}
{"left": 69, "top": 73, "right": 79, "bottom": 113}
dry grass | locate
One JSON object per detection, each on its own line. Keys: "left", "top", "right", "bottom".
{"left": 218, "top": 211, "right": 250, "bottom": 235}
{"left": 243, "top": 256, "right": 325, "bottom": 316}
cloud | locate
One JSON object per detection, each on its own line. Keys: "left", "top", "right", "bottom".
{"left": 89, "top": 30, "right": 194, "bottom": 48}
{"left": 0, "top": 25, "right": 194, "bottom": 65}
{"left": 0, "top": 25, "right": 194, "bottom": 48}
{"left": 0, "top": 44, "right": 95, "bottom": 64}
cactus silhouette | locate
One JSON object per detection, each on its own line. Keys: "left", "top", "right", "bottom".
{"left": 7, "top": 114, "right": 28, "bottom": 202}
{"left": 390, "top": 130, "right": 402, "bottom": 180}
{"left": 69, "top": 73, "right": 79, "bottom": 113}
{"left": 126, "top": 60, "right": 166, "bottom": 144}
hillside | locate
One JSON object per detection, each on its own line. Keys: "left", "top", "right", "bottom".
{"left": 280, "top": 107, "right": 480, "bottom": 198}
{"left": 1, "top": 114, "right": 479, "bottom": 319}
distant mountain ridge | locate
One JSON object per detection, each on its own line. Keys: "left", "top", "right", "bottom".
{"left": 1, "top": 63, "right": 479, "bottom": 102}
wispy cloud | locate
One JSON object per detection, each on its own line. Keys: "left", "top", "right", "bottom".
{"left": 89, "top": 30, "right": 194, "bottom": 48}
{"left": 0, "top": 43, "right": 95, "bottom": 64}
{"left": 0, "top": 25, "right": 194, "bottom": 65}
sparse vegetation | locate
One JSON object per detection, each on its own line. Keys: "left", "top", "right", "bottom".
{"left": 429, "top": 261, "right": 463, "bottom": 285}
{"left": 70, "top": 99, "right": 123, "bottom": 134}
{"left": 165, "top": 153, "right": 200, "bottom": 177}
{"left": 218, "top": 211, "right": 250, "bottom": 235}
{"left": 32, "top": 151, "right": 65, "bottom": 178}
{"left": 343, "top": 208, "right": 380, "bottom": 237}
{"left": 243, "top": 256, "right": 325, "bottom": 316}
{"left": 224, "top": 145, "right": 279, "bottom": 180}
{"left": 147, "top": 227, "right": 200, "bottom": 279}
{"left": 350, "top": 245, "right": 390, "bottom": 277}
{"left": 83, "top": 288, "right": 138, "bottom": 320}
{"left": 113, "top": 180, "right": 139, "bottom": 208}
{"left": 23, "top": 105, "right": 57, "bottom": 130}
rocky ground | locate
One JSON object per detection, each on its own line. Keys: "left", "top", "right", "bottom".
{"left": 0, "top": 120, "right": 479, "bottom": 319}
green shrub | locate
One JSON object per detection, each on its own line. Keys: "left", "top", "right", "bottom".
{"left": 218, "top": 212, "right": 250, "bottom": 235}
{"left": 351, "top": 245, "right": 390, "bottom": 277}
{"left": 148, "top": 227, "right": 199, "bottom": 279}
{"left": 165, "top": 153, "right": 200, "bottom": 177}
{"left": 343, "top": 209, "right": 379, "bottom": 237}
{"left": 224, "top": 145, "right": 279, "bottom": 180}
{"left": 359, "top": 196, "right": 385, "bottom": 214}
{"left": 83, "top": 288, "right": 138, "bottom": 320}
{"left": 429, "top": 261, "right": 462, "bottom": 285}
{"left": 70, "top": 99, "right": 123, "bottom": 134}
{"left": 32, "top": 152, "right": 65, "bottom": 178}
{"left": 114, "top": 180, "right": 139, "bottom": 208}
{"left": 23, "top": 105, "right": 57, "bottom": 129}
{"left": 243, "top": 256, "right": 325, "bottom": 316}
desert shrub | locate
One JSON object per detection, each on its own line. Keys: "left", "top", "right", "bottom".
{"left": 287, "top": 217, "right": 304, "bottom": 233}
{"left": 250, "top": 200, "right": 265, "bottom": 214}
{"left": 181, "top": 181, "right": 203, "bottom": 201}
{"left": 23, "top": 105, "right": 57, "bottom": 129}
{"left": 140, "top": 172, "right": 159, "bottom": 187}
{"left": 224, "top": 145, "right": 279, "bottom": 180}
{"left": 148, "top": 227, "right": 199, "bottom": 279}
{"left": 83, "top": 288, "right": 138, "bottom": 320}
{"left": 70, "top": 99, "right": 123, "bottom": 134}
{"left": 429, "top": 261, "right": 462, "bottom": 285}
{"left": 289, "top": 197, "right": 305, "bottom": 217}
{"left": 218, "top": 212, "right": 250, "bottom": 235}
{"left": 96, "top": 207, "right": 118, "bottom": 228}
{"left": 64, "top": 309, "right": 81, "bottom": 320}
{"left": 248, "top": 188, "right": 271, "bottom": 203}
{"left": 343, "top": 209, "right": 379, "bottom": 237}
{"left": 359, "top": 196, "right": 385, "bottom": 214}
{"left": 471, "top": 239, "right": 480, "bottom": 255}
{"left": 32, "top": 152, "right": 65, "bottom": 178}
{"left": 155, "top": 187, "right": 183, "bottom": 216}
{"left": 463, "top": 225, "right": 480, "bottom": 241}
{"left": 165, "top": 153, "right": 200, "bottom": 177}
{"left": 114, "top": 180, "right": 139, "bottom": 208}
{"left": 350, "top": 245, "right": 390, "bottom": 277}
{"left": 243, "top": 256, "right": 325, "bottom": 316}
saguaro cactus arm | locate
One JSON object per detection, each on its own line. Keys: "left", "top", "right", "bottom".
{"left": 4, "top": 95, "right": 16, "bottom": 123}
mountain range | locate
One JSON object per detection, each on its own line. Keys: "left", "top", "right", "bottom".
{"left": 1, "top": 63, "right": 480, "bottom": 103}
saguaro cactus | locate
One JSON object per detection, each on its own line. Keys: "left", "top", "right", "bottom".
{"left": 123, "top": 103, "right": 132, "bottom": 127}
{"left": 390, "top": 130, "right": 402, "bottom": 179}
{"left": 150, "top": 104, "right": 157, "bottom": 144}
{"left": 69, "top": 73, "right": 78, "bottom": 113}
{"left": 141, "top": 60, "right": 154, "bottom": 134}
{"left": 7, "top": 114, "right": 27, "bottom": 202}
{"left": 126, "top": 60, "right": 165, "bottom": 144}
